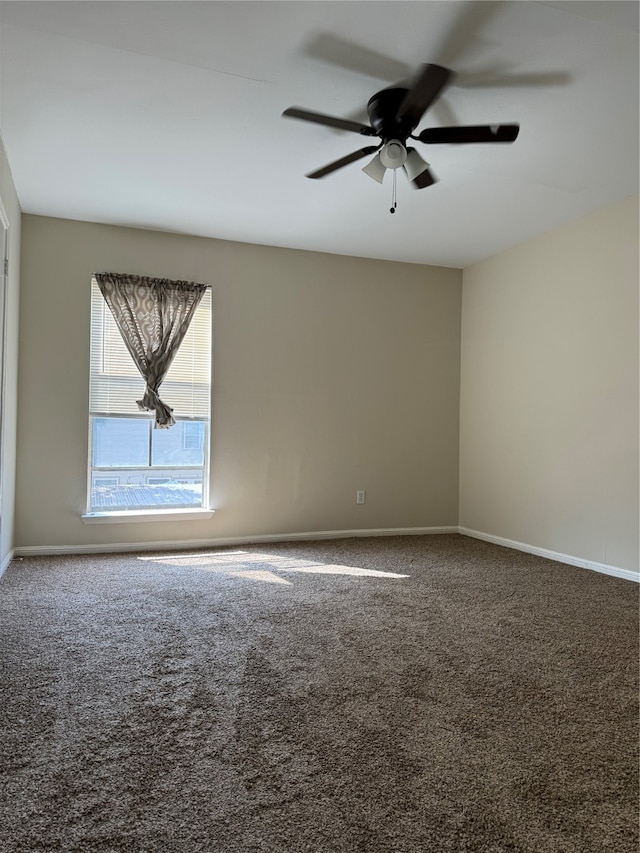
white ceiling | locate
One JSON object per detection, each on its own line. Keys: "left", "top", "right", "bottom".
{"left": 0, "top": 1, "right": 637, "bottom": 268}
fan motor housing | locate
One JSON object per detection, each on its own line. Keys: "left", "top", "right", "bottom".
{"left": 367, "top": 87, "right": 413, "bottom": 141}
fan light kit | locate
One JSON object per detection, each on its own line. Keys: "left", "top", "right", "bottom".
{"left": 283, "top": 63, "right": 520, "bottom": 213}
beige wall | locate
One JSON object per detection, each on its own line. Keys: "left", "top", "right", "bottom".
{"left": 17, "top": 215, "right": 462, "bottom": 549}
{"left": 0, "top": 133, "right": 21, "bottom": 569}
{"left": 460, "top": 195, "right": 639, "bottom": 573}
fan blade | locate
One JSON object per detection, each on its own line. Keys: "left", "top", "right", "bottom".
{"left": 304, "top": 33, "right": 411, "bottom": 84}
{"left": 436, "top": 3, "right": 502, "bottom": 67}
{"left": 283, "top": 107, "right": 375, "bottom": 136}
{"left": 455, "top": 69, "right": 571, "bottom": 89}
{"left": 395, "top": 64, "right": 453, "bottom": 130}
{"left": 306, "top": 146, "right": 381, "bottom": 179}
{"left": 418, "top": 124, "right": 520, "bottom": 144}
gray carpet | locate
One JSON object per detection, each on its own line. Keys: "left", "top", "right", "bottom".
{"left": 0, "top": 534, "right": 637, "bottom": 852}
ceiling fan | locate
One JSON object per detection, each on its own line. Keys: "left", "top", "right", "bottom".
{"left": 282, "top": 63, "right": 519, "bottom": 197}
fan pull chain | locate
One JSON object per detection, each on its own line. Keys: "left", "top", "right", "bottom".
{"left": 390, "top": 170, "right": 397, "bottom": 214}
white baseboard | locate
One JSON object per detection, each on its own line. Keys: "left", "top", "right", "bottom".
{"left": 459, "top": 527, "right": 639, "bottom": 583}
{"left": 12, "top": 526, "right": 458, "bottom": 558}
{"left": 9, "top": 526, "right": 638, "bottom": 583}
{"left": 0, "top": 548, "right": 15, "bottom": 579}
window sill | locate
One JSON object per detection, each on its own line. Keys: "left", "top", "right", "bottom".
{"left": 81, "top": 509, "right": 215, "bottom": 524}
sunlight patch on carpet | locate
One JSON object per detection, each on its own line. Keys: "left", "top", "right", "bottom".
{"left": 226, "top": 569, "right": 293, "bottom": 585}
{"left": 137, "top": 550, "right": 410, "bottom": 581}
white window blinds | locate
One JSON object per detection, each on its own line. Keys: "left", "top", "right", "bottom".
{"left": 89, "top": 276, "right": 211, "bottom": 419}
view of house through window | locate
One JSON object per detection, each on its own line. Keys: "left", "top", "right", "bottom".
{"left": 88, "top": 277, "right": 211, "bottom": 512}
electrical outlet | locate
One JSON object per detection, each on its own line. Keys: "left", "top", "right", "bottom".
{"left": 356, "top": 490, "right": 366, "bottom": 505}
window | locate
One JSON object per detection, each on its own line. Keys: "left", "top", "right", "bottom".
{"left": 87, "top": 277, "right": 211, "bottom": 513}
{"left": 183, "top": 421, "right": 204, "bottom": 451}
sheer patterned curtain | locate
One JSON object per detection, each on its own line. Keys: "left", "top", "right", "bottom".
{"left": 94, "top": 273, "right": 208, "bottom": 428}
